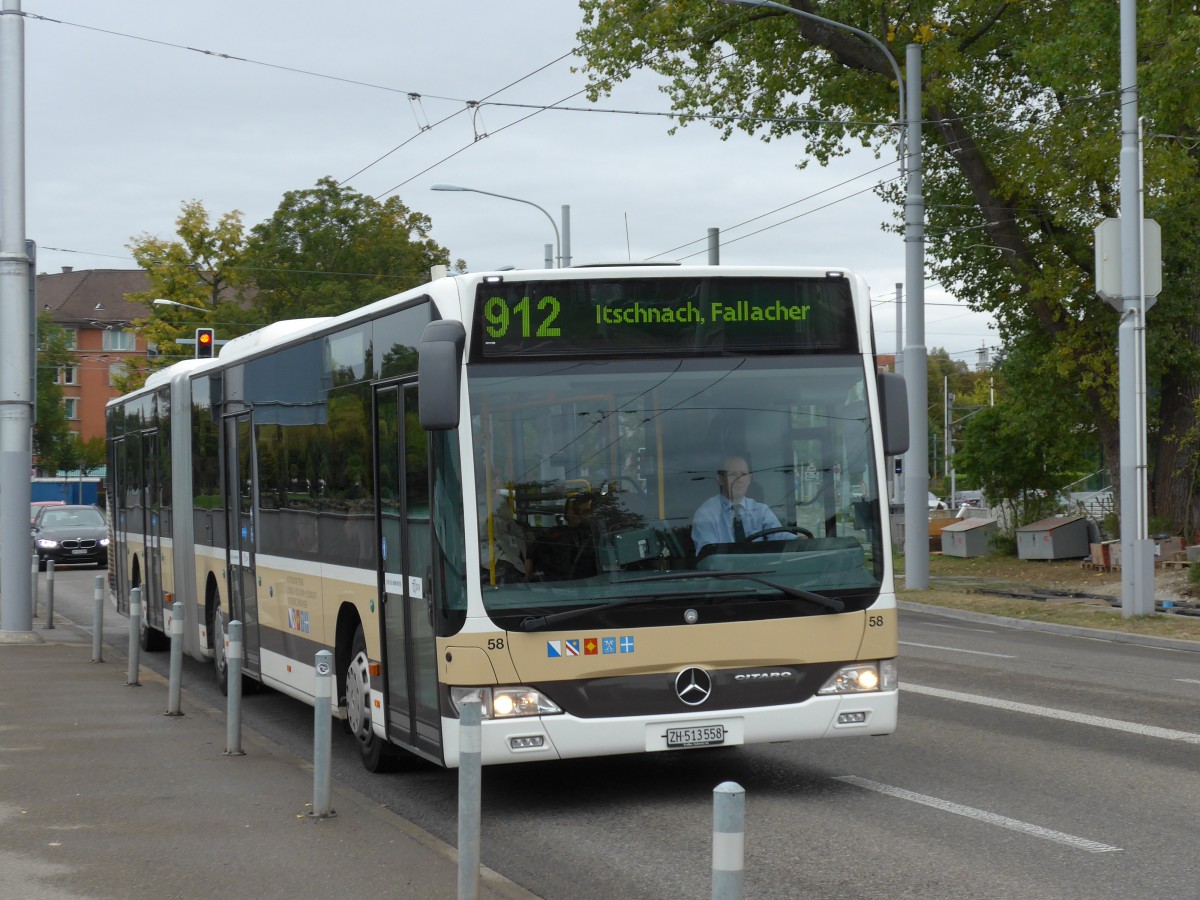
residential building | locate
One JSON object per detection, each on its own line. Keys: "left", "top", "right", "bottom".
{"left": 37, "top": 267, "right": 151, "bottom": 445}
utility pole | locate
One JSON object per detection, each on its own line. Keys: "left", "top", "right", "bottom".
{"left": 902, "top": 43, "right": 929, "bottom": 590}
{"left": 1117, "top": 0, "right": 1154, "bottom": 616}
{"left": 0, "top": 0, "right": 36, "bottom": 639}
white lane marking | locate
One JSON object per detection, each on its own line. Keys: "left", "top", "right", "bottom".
{"left": 834, "top": 775, "right": 1121, "bottom": 853}
{"left": 899, "top": 641, "right": 1015, "bottom": 659}
{"left": 1175, "top": 678, "right": 1200, "bottom": 685}
{"left": 926, "top": 622, "right": 998, "bottom": 634}
{"left": 905, "top": 683, "right": 1200, "bottom": 744}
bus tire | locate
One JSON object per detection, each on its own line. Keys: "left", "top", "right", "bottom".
{"left": 139, "top": 610, "right": 167, "bottom": 653}
{"left": 345, "top": 625, "right": 394, "bottom": 773}
{"left": 213, "top": 603, "right": 230, "bottom": 696}
{"left": 212, "top": 602, "right": 259, "bottom": 697}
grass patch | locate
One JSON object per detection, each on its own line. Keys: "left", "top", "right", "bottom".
{"left": 897, "top": 552, "right": 1200, "bottom": 643}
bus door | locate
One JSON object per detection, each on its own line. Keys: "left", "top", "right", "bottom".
{"left": 375, "top": 383, "right": 441, "bottom": 759}
{"left": 111, "top": 436, "right": 130, "bottom": 615}
{"left": 139, "top": 429, "right": 164, "bottom": 633}
{"left": 223, "top": 413, "right": 261, "bottom": 678}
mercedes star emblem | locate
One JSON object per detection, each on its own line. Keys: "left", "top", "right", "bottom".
{"left": 675, "top": 667, "right": 713, "bottom": 706}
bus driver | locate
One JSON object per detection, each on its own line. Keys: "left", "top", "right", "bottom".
{"left": 691, "top": 453, "right": 792, "bottom": 555}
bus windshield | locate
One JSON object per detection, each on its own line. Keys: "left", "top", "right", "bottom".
{"left": 468, "top": 355, "right": 884, "bottom": 631}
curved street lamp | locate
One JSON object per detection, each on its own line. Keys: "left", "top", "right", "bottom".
{"left": 717, "top": 0, "right": 929, "bottom": 587}
{"left": 152, "top": 298, "right": 208, "bottom": 314}
{"left": 431, "top": 184, "right": 562, "bottom": 268}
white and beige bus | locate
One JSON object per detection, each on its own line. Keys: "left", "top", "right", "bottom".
{"left": 107, "top": 264, "right": 907, "bottom": 771}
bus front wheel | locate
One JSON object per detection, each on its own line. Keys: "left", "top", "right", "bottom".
{"left": 345, "top": 625, "right": 394, "bottom": 773}
{"left": 213, "top": 604, "right": 230, "bottom": 696}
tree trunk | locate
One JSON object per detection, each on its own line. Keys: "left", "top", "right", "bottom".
{"left": 1152, "top": 349, "right": 1200, "bottom": 539}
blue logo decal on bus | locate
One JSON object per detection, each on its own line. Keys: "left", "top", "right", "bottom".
{"left": 546, "top": 640, "right": 561, "bottom": 658}
{"left": 602, "top": 637, "right": 617, "bottom": 654}
{"left": 620, "top": 636, "right": 635, "bottom": 653}
{"left": 287, "top": 608, "right": 310, "bottom": 633}
{"left": 565, "top": 639, "right": 580, "bottom": 657}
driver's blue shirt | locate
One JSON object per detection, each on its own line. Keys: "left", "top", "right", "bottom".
{"left": 691, "top": 494, "right": 789, "bottom": 554}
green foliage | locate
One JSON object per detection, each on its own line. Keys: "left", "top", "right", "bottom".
{"left": 126, "top": 180, "right": 456, "bottom": 392}
{"left": 33, "top": 314, "right": 76, "bottom": 473}
{"left": 239, "top": 177, "right": 452, "bottom": 320}
{"left": 55, "top": 435, "right": 106, "bottom": 476}
{"left": 954, "top": 346, "right": 1093, "bottom": 526}
{"left": 987, "top": 530, "right": 1017, "bottom": 558}
{"left": 125, "top": 200, "right": 252, "bottom": 389}
{"left": 574, "top": 1, "right": 1200, "bottom": 533}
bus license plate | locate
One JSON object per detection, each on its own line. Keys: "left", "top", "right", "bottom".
{"left": 665, "top": 725, "right": 726, "bottom": 748}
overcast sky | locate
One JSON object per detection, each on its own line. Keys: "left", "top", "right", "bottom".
{"left": 22, "top": 0, "right": 996, "bottom": 363}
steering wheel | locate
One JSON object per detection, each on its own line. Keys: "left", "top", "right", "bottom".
{"left": 741, "top": 526, "right": 814, "bottom": 542}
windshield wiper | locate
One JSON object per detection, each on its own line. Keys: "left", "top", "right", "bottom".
{"left": 518, "top": 589, "right": 745, "bottom": 632}
{"left": 518, "top": 572, "right": 847, "bottom": 632}
{"left": 624, "top": 571, "right": 845, "bottom": 612}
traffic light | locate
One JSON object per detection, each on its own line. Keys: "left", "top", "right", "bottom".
{"left": 195, "top": 327, "right": 215, "bottom": 359}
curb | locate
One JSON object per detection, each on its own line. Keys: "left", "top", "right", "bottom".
{"left": 899, "top": 600, "right": 1200, "bottom": 655}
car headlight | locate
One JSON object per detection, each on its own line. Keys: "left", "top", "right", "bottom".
{"left": 817, "top": 659, "right": 898, "bottom": 695}
{"left": 36, "top": 538, "right": 59, "bottom": 549}
{"left": 450, "top": 686, "right": 562, "bottom": 719}
{"left": 99, "top": 538, "right": 110, "bottom": 547}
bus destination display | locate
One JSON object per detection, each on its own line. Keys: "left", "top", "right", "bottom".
{"left": 473, "top": 276, "right": 857, "bottom": 357}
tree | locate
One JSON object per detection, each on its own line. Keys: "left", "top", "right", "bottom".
{"left": 34, "top": 314, "right": 76, "bottom": 475}
{"left": 574, "top": 2, "right": 1200, "bottom": 534}
{"left": 955, "top": 341, "right": 1094, "bottom": 527}
{"left": 55, "top": 435, "right": 107, "bottom": 477}
{"left": 239, "top": 177, "right": 454, "bottom": 320}
{"left": 124, "top": 200, "right": 253, "bottom": 391}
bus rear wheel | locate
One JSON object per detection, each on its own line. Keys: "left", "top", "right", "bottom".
{"left": 345, "top": 625, "right": 394, "bottom": 773}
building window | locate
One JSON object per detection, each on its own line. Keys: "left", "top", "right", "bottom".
{"left": 102, "top": 329, "right": 136, "bottom": 352}
{"left": 109, "top": 363, "right": 125, "bottom": 387}
{"left": 64, "top": 398, "right": 79, "bottom": 420}
{"left": 60, "top": 366, "right": 79, "bottom": 385}
{"left": 63, "top": 328, "right": 78, "bottom": 350}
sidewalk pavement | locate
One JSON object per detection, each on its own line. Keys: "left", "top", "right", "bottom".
{"left": 0, "top": 616, "right": 538, "bottom": 900}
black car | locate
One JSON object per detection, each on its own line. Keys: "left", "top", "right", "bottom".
{"left": 31, "top": 504, "right": 110, "bottom": 571}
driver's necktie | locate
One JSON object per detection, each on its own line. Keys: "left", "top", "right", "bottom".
{"left": 732, "top": 504, "right": 746, "bottom": 542}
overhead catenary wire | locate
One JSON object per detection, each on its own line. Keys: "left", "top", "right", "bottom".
{"left": 25, "top": 6, "right": 1123, "bottom": 307}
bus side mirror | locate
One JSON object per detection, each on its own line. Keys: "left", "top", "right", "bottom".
{"left": 418, "top": 320, "right": 466, "bottom": 430}
{"left": 877, "top": 372, "right": 909, "bottom": 456}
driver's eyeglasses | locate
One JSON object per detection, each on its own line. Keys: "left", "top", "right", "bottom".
{"left": 718, "top": 470, "right": 750, "bottom": 479}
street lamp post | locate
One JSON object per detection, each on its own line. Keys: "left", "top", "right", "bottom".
{"left": 152, "top": 298, "right": 209, "bottom": 314}
{"left": 717, "top": 0, "right": 928, "bottom": 586}
{"left": 431, "top": 184, "right": 564, "bottom": 268}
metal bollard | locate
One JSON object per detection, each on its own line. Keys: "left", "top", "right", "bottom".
{"left": 126, "top": 587, "right": 142, "bottom": 687}
{"left": 43, "top": 561, "right": 56, "bottom": 629}
{"left": 457, "top": 698, "right": 483, "bottom": 900}
{"left": 92, "top": 575, "right": 105, "bottom": 662}
{"left": 712, "top": 781, "right": 745, "bottom": 900}
{"left": 310, "top": 649, "right": 335, "bottom": 817}
{"left": 31, "top": 552, "right": 39, "bottom": 618}
{"left": 166, "top": 602, "right": 184, "bottom": 716}
{"left": 224, "top": 620, "right": 245, "bottom": 756}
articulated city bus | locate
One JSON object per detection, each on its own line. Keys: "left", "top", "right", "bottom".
{"left": 107, "top": 264, "right": 907, "bottom": 771}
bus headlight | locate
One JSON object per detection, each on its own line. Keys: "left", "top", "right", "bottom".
{"left": 817, "top": 660, "right": 898, "bottom": 695}
{"left": 450, "top": 686, "right": 562, "bottom": 719}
